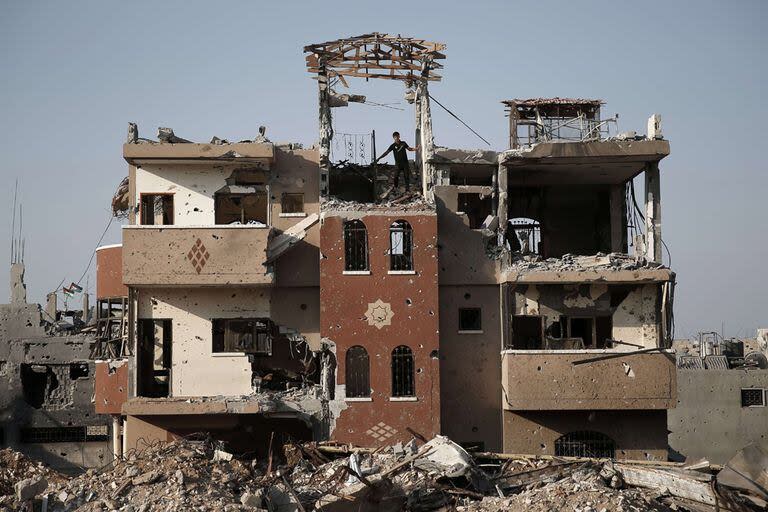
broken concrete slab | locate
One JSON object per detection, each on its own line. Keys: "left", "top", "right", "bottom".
{"left": 15, "top": 475, "right": 47, "bottom": 501}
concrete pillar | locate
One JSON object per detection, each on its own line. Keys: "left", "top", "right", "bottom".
{"left": 112, "top": 415, "right": 123, "bottom": 460}
{"left": 45, "top": 292, "right": 57, "bottom": 322}
{"left": 644, "top": 162, "right": 662, "bottom": 262}
{"left": 497, "top": 162, "right": 508, "bottom": 244}
{"left": 609, "top": 184, "right": 626, "bottom": 253}
{"left": 317, "top": 69, "right": 332, "bottom": 200}
{"left": 9, "top": 263, "right": 27, "bottom": 304}
{"left": 416, "top": 79, "right": 436, "bottom": 201}
{"left": 82, "top": 292, "right": 90, "bottom": 324}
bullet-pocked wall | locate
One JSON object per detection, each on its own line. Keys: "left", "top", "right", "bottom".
{"left": 320, "top": 211, "right": 440, "bottom": 446}
{"left": 136, "top": 288, "right": 271, "bottom": 397}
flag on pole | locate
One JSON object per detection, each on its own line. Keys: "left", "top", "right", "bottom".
{"left": 69, "top": 282, "right": 83, "bottom": 293}
{"left": 62, "top": 287, "right": 75, "bottom": 298}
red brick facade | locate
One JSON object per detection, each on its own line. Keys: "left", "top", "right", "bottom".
{"left": 320, "top": 213, "right": 440, "bottom": 446}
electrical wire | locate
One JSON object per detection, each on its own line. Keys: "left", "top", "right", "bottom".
{"left": 427, "top": 93, "right": 491, "bottom": 146}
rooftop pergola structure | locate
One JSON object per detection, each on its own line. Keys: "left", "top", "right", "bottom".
{"left": 304, "top": 33, "right": 446, "bottom": 200}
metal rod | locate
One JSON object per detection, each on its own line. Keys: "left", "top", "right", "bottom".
{"left": 428, "top": 93, "right": 491, "bottom": 146}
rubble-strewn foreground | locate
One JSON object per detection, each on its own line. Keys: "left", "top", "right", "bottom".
{"left": 1, "top": 436, "right": 764, "bottom": 511}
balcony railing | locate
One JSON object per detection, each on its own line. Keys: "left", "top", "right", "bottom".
{"left": 501, "top": 349, "right": 676, "bottom": 411}
{"left": 123, "top": 225, "right": 273, "bottom": 286}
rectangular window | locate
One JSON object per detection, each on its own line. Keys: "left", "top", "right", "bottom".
{"left": 281, "top": 193, "right": 305, "bottom": 214}
{"left": 215, "top": 193, "right": 268, "bottom": 225}
{"left": 511, "top": 315, "right": 542, "bottom": 349}
{"left": 459, "top": 308, "right": 482, "bottom": 332}
{"left": 140, "top": 194, "right": 174, "bottom": 225}
{"left": 741, "top": 388, "right": 765, "bottom": 407}
{"left": 457, "top": 193, "right": 492, "bottom": 229}
{"left": 569, "top": 317, "right": 594, "bottom": 348}
{"left": 212, "top": 318, "right": 273, "bottom": 355}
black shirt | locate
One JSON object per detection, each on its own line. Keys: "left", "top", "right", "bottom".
{"left": 387, "top": 141, "right": 410, "bottom": 168}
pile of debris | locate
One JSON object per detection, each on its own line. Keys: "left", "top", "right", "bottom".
{"left": 2, "top": 436, "right": 764, "bottom": 511}
{"left": 0, "top": 448, "right": 65, "bottom": 502}
{"left": 506, "top": 252, "right": 667, "bottom": 273}
{"left": 323, "top": 192, "right": 434, "bottom": 212}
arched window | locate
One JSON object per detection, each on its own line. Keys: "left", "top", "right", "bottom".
{"left": 391, "top": 345, "right": 415, "bottom": 397}
{"left": 344, "top": 220, "right": 369, "bottom": 271}
{"left": 389, "top": 220, "right": 413, "bottom": 271}
{"left": 555, "top": 431, "right": 615, "bottom": 458}
{"left": 345, "top": 346, "right": 370, "bottom": 398}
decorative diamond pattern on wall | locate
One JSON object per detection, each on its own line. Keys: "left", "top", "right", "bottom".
{"left": 365, "top": 421, "right": 398, "bottom": 442}
{"left": 187, "top": 238, "right": 210, "bottom": 274}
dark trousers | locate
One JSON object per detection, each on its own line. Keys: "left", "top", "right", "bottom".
{"left": 394, "top": 164, "right": 410, "bottom": 190}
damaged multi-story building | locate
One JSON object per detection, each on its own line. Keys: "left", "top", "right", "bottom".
{"left": 103, "top": 33, "right": 677, "bottom": 461}
{"left": 0, "top": 256, "right": 111, "bottom": 472}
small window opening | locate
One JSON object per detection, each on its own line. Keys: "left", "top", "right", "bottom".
{"left": 391, "top": 345, "right": 415, "bottom": 397}
{"left": 457, "top": 193, "right": 492, "bottom": 229}
{"left": 511, "top": 316, "right": 543, "bottom": 349}
{"left": 212, "top": 318, "right": 273, "bottom": 355}
{"left": 281, "top": 193, "right": 305, "bottom": 214}
{"left": 569, "top": 317, "right": 595, "bottom": 348}
{"left": 69, "top": 363, "right": 89, "bottom": 380}
{"left": 555, "top": 431, "right": 615, "bottom": 458}
{"left": 390, "top": 220, "right": 413, "bottom": 271}
{"left": 140, "top": 194, "right": 174, "bottom": 225}
{"left": 215, "top": 192, "right": 268, "bottom": 225}
{"left": 459, "top": 308, "right": 482, "bottom": 332}
{"left": 345, "top": 346, "right": 370, "bottom": 398}
{"left": 344, "top": 220, "right": 369, "bottom": 271}
{"left": 741, "top": 388, "right": 765, "bottom": 407}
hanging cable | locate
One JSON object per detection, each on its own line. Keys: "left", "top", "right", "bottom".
{"left": 75, "top": 213, "right": 115, "bottom": 287}
{"left": 427, "top": 93, "right": 491, "bottom": 146}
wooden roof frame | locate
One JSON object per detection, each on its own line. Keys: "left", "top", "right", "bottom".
{"left": 304, "top": 32, "right": 446, "bottom": 83}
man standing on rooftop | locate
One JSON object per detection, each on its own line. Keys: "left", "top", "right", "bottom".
{"left": 376, "top": 131, "right": 418, "bottom": 191}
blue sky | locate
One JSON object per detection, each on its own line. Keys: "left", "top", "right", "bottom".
{"left": 0, "top": 0, "right": 765, "bottom": 338}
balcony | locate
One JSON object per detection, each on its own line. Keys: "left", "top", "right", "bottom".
{"left": 123, "top": 225, "right": 273, "bottom": 287}
{"left": 501, "top": 349, "right": 676, "bottom": 410}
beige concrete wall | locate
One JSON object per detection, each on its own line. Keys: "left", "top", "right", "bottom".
{"left": 613, "top": 284, "right": 660, "bottom": 349}
{"left": 136, "top": 288, "right": 271, "bottom": 397}
{"left": 439, "top": 285, "right": 503, "bottom": 452}
{"left": 668, "top": 369, "right": 768, "bottom": 464}
{"left": 502, "top": 350, "right": 676, "bottom": 410}
{"left": 503, "top": 410, "right": 669, "bottom": 460}
{"left": 123, "top": 226, "right": 273, "bottom": 286}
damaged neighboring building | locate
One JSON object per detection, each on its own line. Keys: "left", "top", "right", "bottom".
{"left": 0, "top": 260, "right": 110, "bottom": 473}
{"left": 103, "top": 33, "right": 677, "bottom": 460}
{"left": 668, "top": 331, "right": 768, "bottom": 464}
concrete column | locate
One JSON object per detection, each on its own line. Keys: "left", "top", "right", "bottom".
{"left": 416, "top": 80, "right": 436, "bottom": 201}
{"left": 497, "top": 162, "right": 508, "bottom": 244}
{"left": 644, "top": 162, "right": 662, "bottom": 262}
{"left": 45, "top": 292, "right": 57, "bottom": 322}
{"left": 82, "top": 292, "right": 90, "bottom": 324}
{"left": 609, "top": 184, "right": 626, "bottom": 253}
{"left": 317, "top": 70, "right": 332, "bottom": 200}
{"left": 10, "top": 262, "right": 27, "bottom": 304}
{"left": 112, "top": 415, "right": 123, "bottom": 460}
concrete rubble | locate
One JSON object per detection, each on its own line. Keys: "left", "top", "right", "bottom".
{"left": 505, "top": 252, "right": 668, "bottom": 272}
{"left": 0, "top": 436, "right": 762, "bottom": 511}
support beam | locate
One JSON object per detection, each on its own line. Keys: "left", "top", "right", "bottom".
{"left": 416, "top": 79, "right": 435, "bottom": 201}
{"left": 644, "top": 162, "right": 662, "bottom": 262}
{"left": 497, "top": 163, "right": 508, "bottom": 245}
{"left": 609, "top": 184, "right": 626, "bottom": 253}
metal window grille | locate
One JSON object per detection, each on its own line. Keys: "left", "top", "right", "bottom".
{"left": 554, "top": 431, "right": 616, "bottom": 458}
{"left": 389, "top": 220, "right": 413, "bottom": 271}
{"left": 509, "top": 218, "right": 541, "bottom": 255}
{"left": 345, "top": 346, "right": 370, "bottom": 398}
{"left": 391, "top": 345, "right": 415, "bottom": 397}
{"left": 741, "top": 388, "right": 765, "bottom": 407}
{"left": 344, "top": 220, "right": 369, "bottom": 271}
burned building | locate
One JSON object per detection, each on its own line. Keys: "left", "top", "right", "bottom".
{"left": 103, "top": 33, "right": 676, "bottom": 460}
